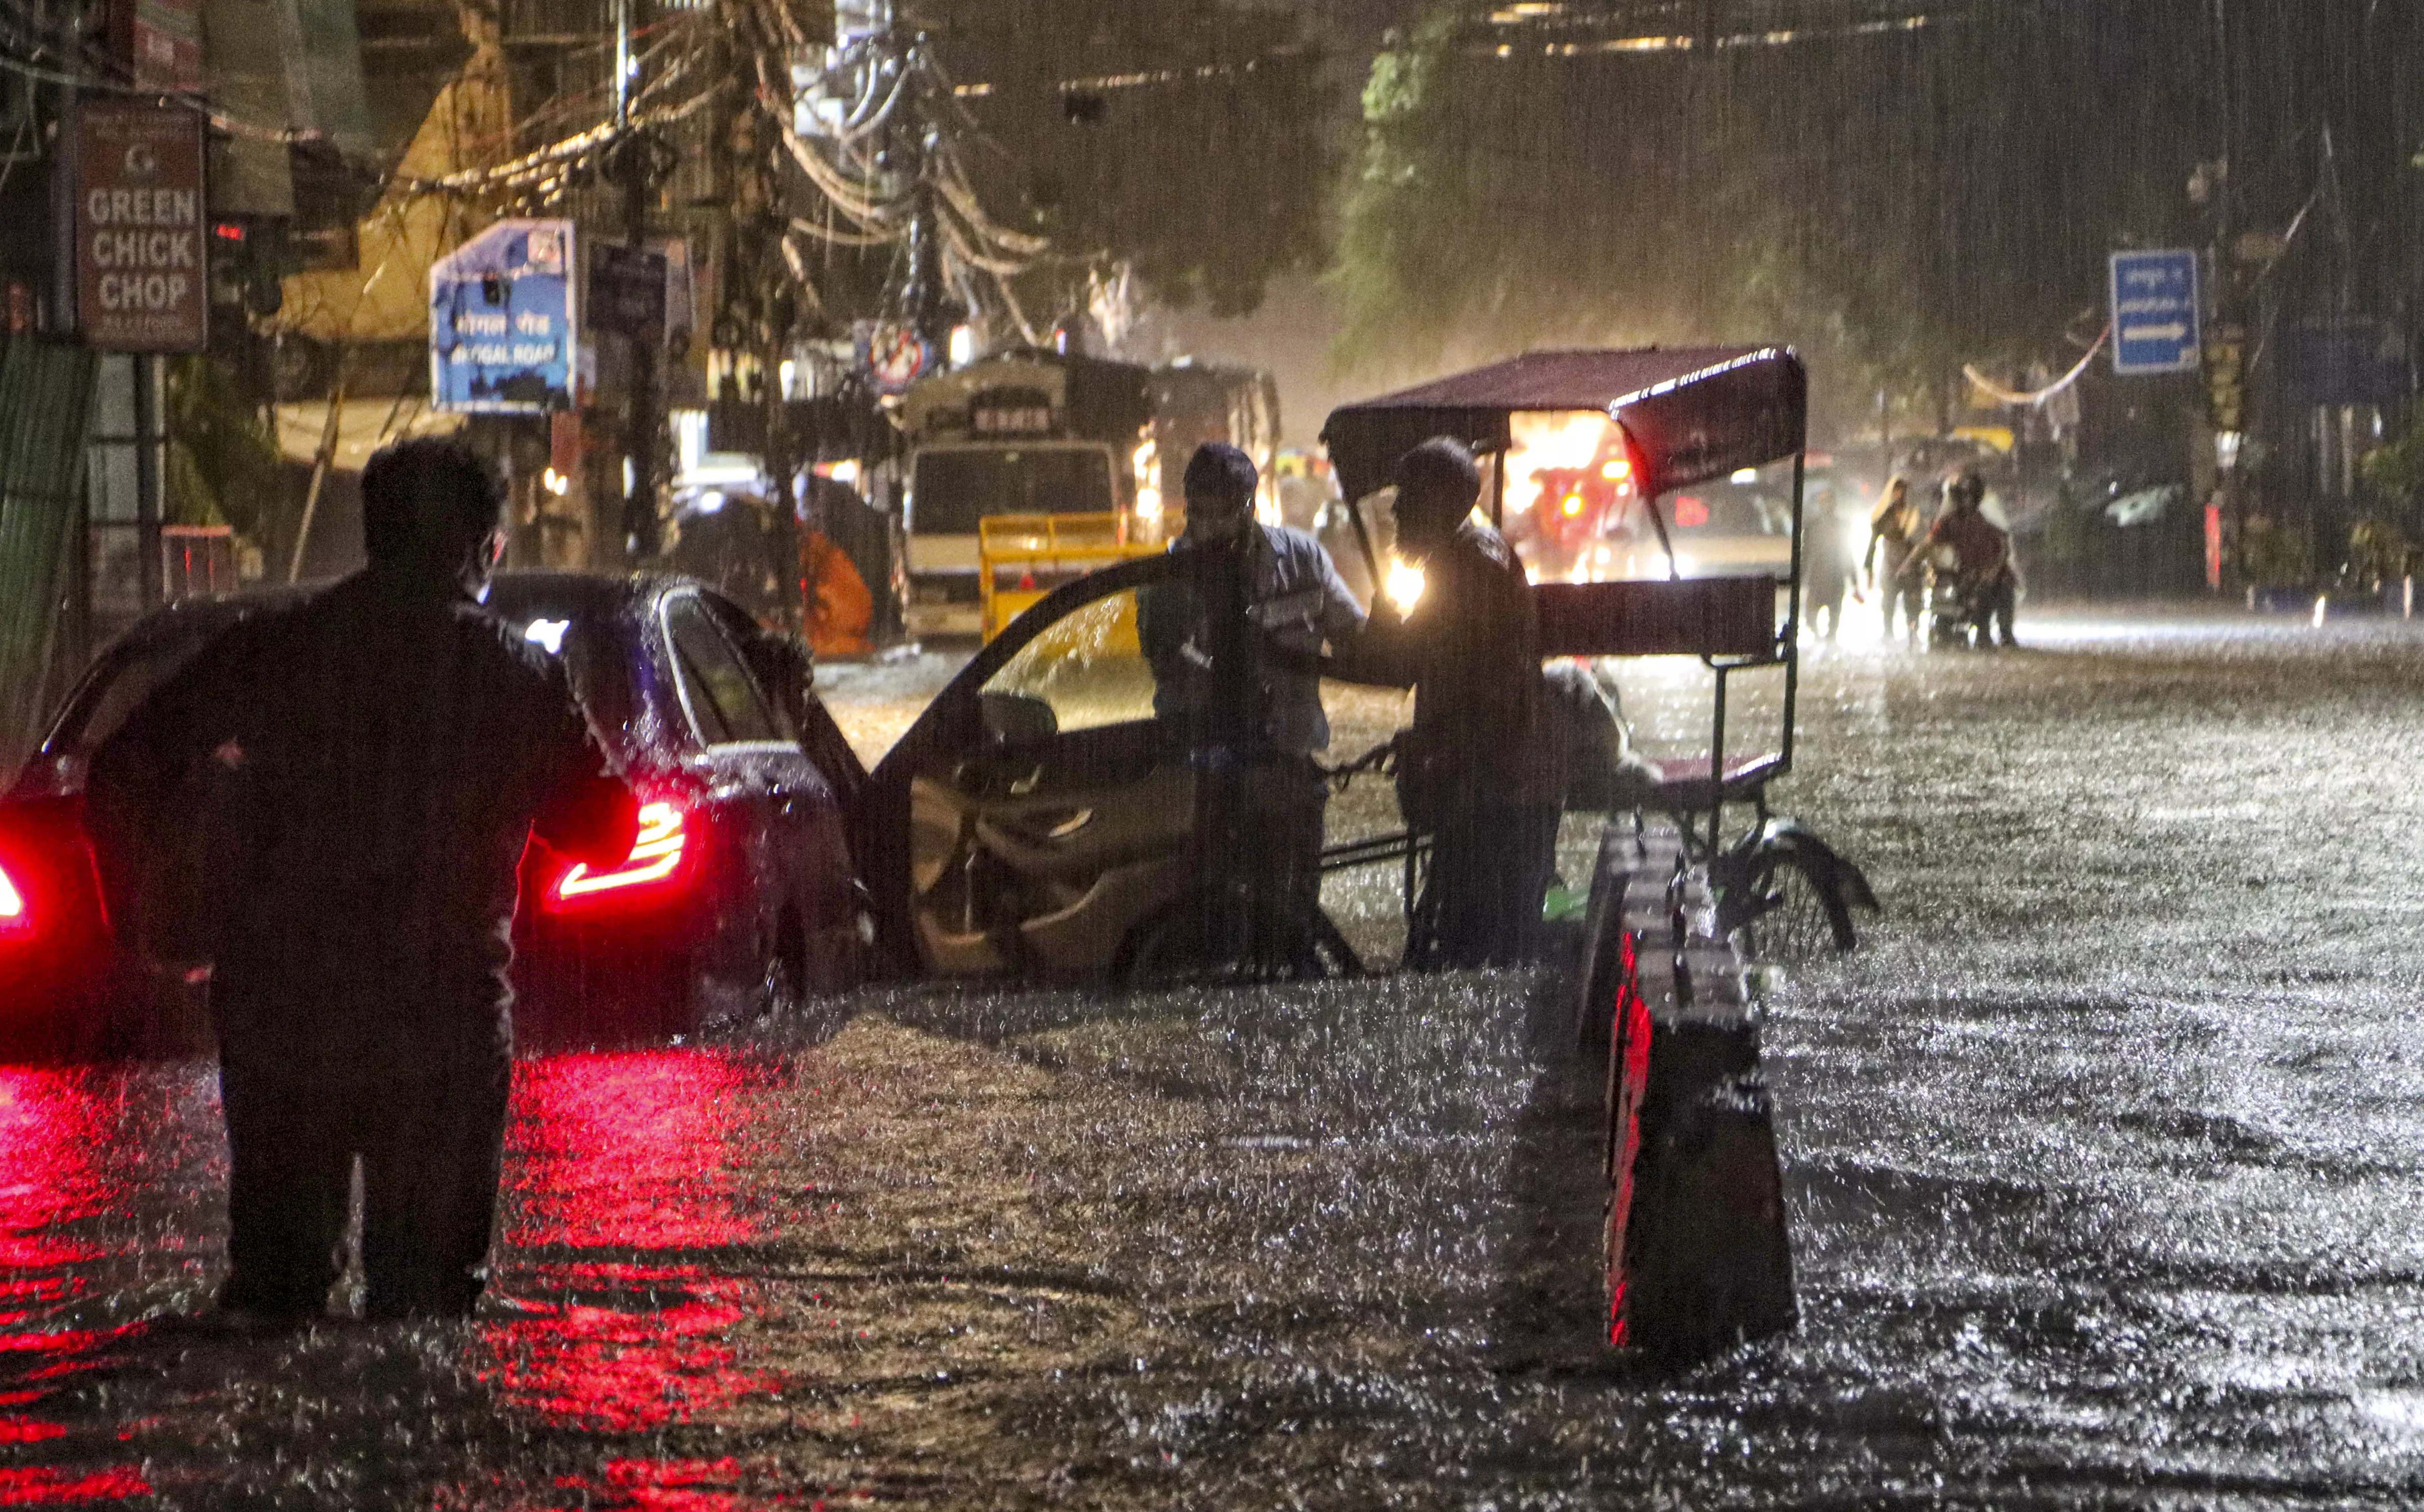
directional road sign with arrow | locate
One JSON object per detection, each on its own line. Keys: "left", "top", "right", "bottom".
{"left": 2109, "top": 250, "right": 2202, "bottom": 377}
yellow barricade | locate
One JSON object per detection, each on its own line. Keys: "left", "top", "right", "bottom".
{"left": 977, "top": 512, "right": 1168, "bottom": 641}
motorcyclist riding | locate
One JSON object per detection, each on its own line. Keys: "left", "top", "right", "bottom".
{"left": 1905, "top": 470, "right": 2018, "bottom": 649}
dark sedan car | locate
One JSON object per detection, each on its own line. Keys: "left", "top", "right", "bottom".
{"left": 0, "top": 572, "right": 870, "bottom": 1057}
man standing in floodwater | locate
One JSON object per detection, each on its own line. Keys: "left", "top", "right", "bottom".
{"left": 88, "top": 438, "right": 636, "bottom": 1323}
{"left": 1140, "top": 442, "right": 1366, "bottom": 962}
{"left": 1355, "top": 437, "right": 1559, "bottom": 968}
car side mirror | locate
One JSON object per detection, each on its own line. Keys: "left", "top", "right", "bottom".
{"left": 979, "top": 690, "right": 1058, "bottom": 747}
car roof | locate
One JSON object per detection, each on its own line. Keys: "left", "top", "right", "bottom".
{"left": 73, "top": 570, "right": 730, "bottom": 717}
{"left": 43, "top": 571, "right": 734, "bottom": 761}
{"left": 103, "top": 571, "right": 703, "bottom": 646}
{"left": 485, "top": 569, "right": 670, "bottom": 621}
{"left": 104, "top": 584, "right": 316, "bottom": 652}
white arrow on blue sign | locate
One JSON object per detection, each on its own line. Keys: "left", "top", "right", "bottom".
{"left": 2109, "top": 249, "right": 2202, "bottom": 377}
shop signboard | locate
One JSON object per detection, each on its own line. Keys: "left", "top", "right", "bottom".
{"left": 75, "top": 100, "right": 207, "bottom": 353}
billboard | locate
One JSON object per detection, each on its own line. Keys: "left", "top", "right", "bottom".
{"left": 75, "top": 101, "right": 207, "bottom": 352}
{"left": 429, "top": 219, "right": 576, "bottom": 413}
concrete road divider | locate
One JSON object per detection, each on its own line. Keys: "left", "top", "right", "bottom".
{"left": 1580, "top": 820, "right": 1796, "bottom": 1359}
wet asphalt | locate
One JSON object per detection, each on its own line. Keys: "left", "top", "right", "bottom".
{"left": 5, "top": 606, "right": 2424, "bottom": 1508}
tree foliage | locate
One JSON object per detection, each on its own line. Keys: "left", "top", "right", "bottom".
{"left": 1329, "top": 0, "right": 2414, "bottom": 440}
{"left": 166, "top": 356, "right": 287, "bottom": 540}
{"left": 2361, "top": 402, "right": 2424, "bottom": 510}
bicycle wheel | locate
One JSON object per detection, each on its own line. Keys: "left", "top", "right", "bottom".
{"left": 1727, "top": 851, "right": 1855, "bottom": 965}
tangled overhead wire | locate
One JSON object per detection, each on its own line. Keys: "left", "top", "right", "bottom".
{"left": 736, "top": 7, "right": 1053, "bottom": 343}
{"left": 398, "top": 0, "right": 1054, "bottom": 343}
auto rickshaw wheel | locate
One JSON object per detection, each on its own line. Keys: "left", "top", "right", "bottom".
{"left": 1726, "top": 851, "right": 1856, "bottom": 964}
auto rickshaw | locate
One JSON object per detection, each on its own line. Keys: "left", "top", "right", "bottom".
{"left": 1317, "top": 345, "right": 1875, "bottom": 965}
{"left": 850, "top": 344, "right": 1872, "bottom": 988}
{"left": 846, "top": 346, "right": 1866, "bottom": 1357}
{"left": 1322, "top": 345, "right": 1876, "bottom": 1356}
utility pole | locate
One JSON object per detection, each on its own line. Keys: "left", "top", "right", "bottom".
{"left": 598, "top": 0, "right": 649, "bottom": 562}
{"left": 883, "top": 27, "right": 954, "bottom": 362}
{"left": 133, "top": 355, "right": 161, "bottom": 610}
{"left": 2205, "top": 0, "right": 2248, "bottom": 590}
{"left": 905, "top": 122, "right": 948, "bottom": 357}
{"left": 704, "top": 0, "right": 805, "bottom": 633}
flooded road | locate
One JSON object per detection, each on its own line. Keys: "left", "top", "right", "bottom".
{"left": 8, "top": 609, "right": 2424, "bottom": 1507}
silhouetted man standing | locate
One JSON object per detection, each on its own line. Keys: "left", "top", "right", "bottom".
{"left": 90, "top": 438, "right": 636, "bottom": 1323}
{"left": 1141, "top": 443, "right": 1365, "bottom": 963}
{"left": 1358, "top": 437, "right": 1558, "bottom": 968}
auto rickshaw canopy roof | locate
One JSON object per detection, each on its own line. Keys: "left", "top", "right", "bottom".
{"left": 1320, "top": 346, "right": 1807, "bottom": 506}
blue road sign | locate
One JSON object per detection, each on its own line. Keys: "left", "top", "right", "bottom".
{"left": 2109, "top": 250, "right": 2202, "bottom": 377}
{"left": 430, "top": 219, "right": 577, "bottom": 413}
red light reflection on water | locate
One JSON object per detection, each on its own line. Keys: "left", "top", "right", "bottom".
{"left": 504, "top": 1051, "right": 757, "bottom": 1253}
{"left": 0, "top": 1071, "right": 133, "bottom": 1473}
{"left": 0, "top": 1467, "right": 153, "bottom": 1505}
{"left": 0, "top": 1072, "right": 111, "bottom": 1278}
{"left": 484, "top": 1050, "right": 777, "bottom": 1436}
{"left": 548, "top": 1456, "right": 765, "bottom": 1511}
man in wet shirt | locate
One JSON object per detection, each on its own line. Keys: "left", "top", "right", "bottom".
{"left": 1352, "top": 437, "right": 1559, "bottom": 968}
{"left": 1139, "top": 442, "right": 1366, "bottom": 942}
{"left": 88, "top": 438, "right": 637, "bottom": 1324}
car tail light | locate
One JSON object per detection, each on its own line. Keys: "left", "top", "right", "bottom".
{"left": 546, "top": 800, "right": 692, "bottom": 911}
{"left": 0, "top": 858, "right": 27, "bottom": 935}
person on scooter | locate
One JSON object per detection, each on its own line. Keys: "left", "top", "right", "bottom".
{"left": 1906, "top": 470, "right": 2018, "bottom": 648}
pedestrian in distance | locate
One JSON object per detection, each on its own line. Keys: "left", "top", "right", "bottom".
{"left": 1864, "top": 475, "right": 1926, "bottom": 644}
{"left": 1801, "top": 485, "right": 1862, "bottom": 641}
{"left": 1350, "top": 437, "right": 1560, "bottom": 969}
{"left": 86, "top": 437, "right": 638, "bottom": 1326}
{"left": 1139, "top": 442, "right": 1366, "bottom": 966}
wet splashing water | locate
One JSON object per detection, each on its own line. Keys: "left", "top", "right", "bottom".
{"left": 2, "top": 610, "right": 2423, "bottom": 1506}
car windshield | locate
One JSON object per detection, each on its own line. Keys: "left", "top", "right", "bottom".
{"left": 910, "top": 447, "right": 1116, "bottom": 535}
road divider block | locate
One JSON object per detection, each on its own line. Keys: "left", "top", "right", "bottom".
{"left": 1581, "top": 821, "right": 1797, "bottom": 1359}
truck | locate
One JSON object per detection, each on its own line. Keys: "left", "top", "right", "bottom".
{"left": 895, "top": 349, "right": 1279, "bottom": 639}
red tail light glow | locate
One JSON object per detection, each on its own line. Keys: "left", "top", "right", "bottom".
{"left": 0, "top": 860, "right": 27, "bottom": 934}
{"left": 548, "top": 801, "right": 691, "bottom": 910}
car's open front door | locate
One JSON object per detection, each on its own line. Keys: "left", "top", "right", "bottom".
{"left": 858, "top": 555, "right": 1192, "bottom": 979}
